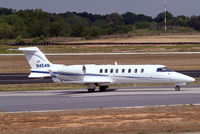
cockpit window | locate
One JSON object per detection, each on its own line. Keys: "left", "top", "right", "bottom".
{"left": 157, "top": 67, "right": 174, "bottom": 72}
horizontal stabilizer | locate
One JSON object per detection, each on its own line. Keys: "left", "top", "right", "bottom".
{"left": 18, "top": 47, "right": 37, "bottom": 52}
{"left": 28, "top": 72, "right": 50, "bottom": 78}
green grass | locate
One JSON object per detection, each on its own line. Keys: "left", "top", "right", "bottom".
{"left": 2, "top": 44, "right": 200, "bottom": 54}
{"left": 2, "top": 34, "right": 200, "bottom": 54}
{"left": 129, "top": 27, "right": 195, "bottom": 36}
{"left": 1, "top": 105, "right": 200, "bottom": 134}
{"left": 0, "top": 45, "right": 19, "bottom": 54}
{"left": 0, "top": 83, "right": 87, "bottom": 92}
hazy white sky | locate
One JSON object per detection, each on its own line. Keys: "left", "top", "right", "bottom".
{"left": 1, "top": 0, "right": 200, "bottom": 17}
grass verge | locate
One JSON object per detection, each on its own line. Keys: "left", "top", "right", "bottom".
{"left": 2, "top": 43, "right": 200, "bottom": 54}
{"left": 0, "top": 105, "right": 200, "bottom": 134}
{"left": 1, "top": 34, "right": 200, "bottom": 53}
{"left": 0, "top": 83, "right": 87, "bottom": 92}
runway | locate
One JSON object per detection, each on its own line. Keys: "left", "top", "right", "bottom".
{"left": 0, "top": 73, "right": 52, "bottom": 84}
{"left": 0, "top": 86, "right": 200, "bottom": 112}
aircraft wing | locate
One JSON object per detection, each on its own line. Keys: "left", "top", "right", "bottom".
{"left": 48, "top": 70, "right": 112, "bottom": 84}
{"left": 63, "top": 78, "right": 112, "bottom": 84}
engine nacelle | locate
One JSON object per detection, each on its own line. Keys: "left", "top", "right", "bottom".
{"left": 56, "top": 65, "right": 85, "bottom": 81}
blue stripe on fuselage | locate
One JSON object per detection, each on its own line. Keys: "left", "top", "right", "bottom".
{"left": 31, "top": 71, "right": 107, "bottom": 77}
{"left": 30, "top": 71, "right": 167, "bottom": 80}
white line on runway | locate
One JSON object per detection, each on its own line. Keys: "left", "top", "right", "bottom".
{"left": 2, "top": 52, "right": 200, "bottom": 56}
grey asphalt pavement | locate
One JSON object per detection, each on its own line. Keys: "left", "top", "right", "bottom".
{"left": 0, "top": 86, "right": 200, "bottom": 112}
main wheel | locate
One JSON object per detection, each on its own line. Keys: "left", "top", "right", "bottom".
{"left": 88, "top": 87, "right": 95, "bottom": 92}
{"left": 175, "top": 85, "right": 180, "bottom": 91}
{"left": 99, "top": 86, "right": 108, "bottom": 92}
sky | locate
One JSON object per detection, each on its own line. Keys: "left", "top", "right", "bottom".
{"left": 1, "top": 0, "right": 200, "bottom": 17}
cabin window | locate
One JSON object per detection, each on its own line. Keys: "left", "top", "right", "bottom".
{"left": 134, "top": 69, "right": 137, "bottom": 73}
{"left": 100, "top": 69, "right": 103, "bottom": 73}
{"left": 141, "top": 69, "right": 144, "bottom": 73}
{"left": 116, "top": 69, "right": 119, "bottom": 73}
{"left": 157, "top": 67, "right": 174, "bottom": 72}
{"left": 110, "top": 69, "right": 113, "bottom": 73}
{"left": 105, "top": 69, "right": 108, "bottom": 73}
{"left": 122, "top": 69, "right": 125, "bottom": 73}
{"left": 128, "top": 69, "right": 131, "bottom": 73}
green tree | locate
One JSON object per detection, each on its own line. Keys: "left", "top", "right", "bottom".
{"left": 122, "top": 12, "right": 137, "bottom": 24}
{"left": 5, "top": 14, "right": 29, "bottom": 37}
{"left": 154, "top": 11, "right": 173, "bottom": 23}
{"left": 15, "top": 36, "right": 25, "bottom": 44}
{"left": 50, "top": 18, "right": 71, "bottom": 37}
{"left": 0, "top": 8, "right": 14, "bottom": 15}
{"left": 90, "top": 26, "right": 102, "bottom": 37}
{"left": 106, "top": 13, "right": 124, "bottom": 25}
{"left": 93, "top": 19, "right": 108, "bottom": 29}
{"left": 122, "top": 12, "right": 153, "bottom": 25}
{"left": 71, "top": 23, "right": 86, "bottom": 37}
{"left": 27, "top": 18, "right": 49, "bottom": 37}
{"left": 31, "top": 36, "right": 39, "bottom": 44}
{"left": 137, "top": 14, "right": 153, "bottom": 22}
{"left": 0, "top": 23, "right": 16, "bottom": 39}
{"left": 105, "top": 25, "right": 130, "bottom": 35}
{"left": 169, "top": 15, "right": 189, "bottom": 27}
{"left": 189, "top": 16, "right": 200, "bottom": 31}
{"left": 59, "top": 12, "right": 88, "bottom": 26}
{"left": 134, "top": 21, "right": 156, "bottom": 30}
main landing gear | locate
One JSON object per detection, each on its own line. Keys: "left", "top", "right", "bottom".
{"left": 99, "top": 86, "right": 108, "bottom": 92}
{"left": 88, "top": 88, "right": 95, "bottom": 92}
{"left": 88, "top": 83, "right": 96, "bottom": 92}
{"left": 175, "top": 85, "right": 180, "bottom": 91}
{"left": 87, "top": 84, "right": 108, "bottom": 92}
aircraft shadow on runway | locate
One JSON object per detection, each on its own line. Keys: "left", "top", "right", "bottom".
{"left": 52, "top": 87, "right": 184, "bottom": 96}
{"left": 54, "top": 88, "right": 118, "bottom": 95}
{"left": 116, "top": 90, "right": 175, "bottom": 92}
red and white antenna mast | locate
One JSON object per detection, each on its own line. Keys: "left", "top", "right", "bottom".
{"left": 164, "top": 0, "right": 167, "bottom": 30}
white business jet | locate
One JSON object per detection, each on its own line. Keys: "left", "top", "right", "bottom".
{"left": 19, "top": 47, "right": 195, "bottom": 92}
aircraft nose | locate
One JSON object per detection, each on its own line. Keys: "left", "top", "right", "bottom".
{"left": 171, "top": 72, "right": 195, "bottom": 83}
{"left": 186, "top": 76, "right": 195, "bottom": 82}
{"left": 182, "top": 75, "right": 195, "bottom": 83}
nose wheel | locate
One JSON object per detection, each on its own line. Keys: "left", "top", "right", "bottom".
{"left": 175, "top": 85, "right": 180, "bottom": 91}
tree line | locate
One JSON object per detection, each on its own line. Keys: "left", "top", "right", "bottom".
{"left": 0, "top": 7, "right": 200, "bottom": 40}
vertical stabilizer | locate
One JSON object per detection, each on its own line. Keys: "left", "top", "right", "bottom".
{"left": 18, "top": 47, "right": 52, "bottom": 69}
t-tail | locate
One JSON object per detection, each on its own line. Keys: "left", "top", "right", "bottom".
{"left": 19, "top": 47, "right": 52, "bottom": 78}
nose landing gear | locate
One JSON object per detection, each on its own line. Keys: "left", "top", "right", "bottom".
{"left": 175, "top": 85, "right": 180, "bottom": 91}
